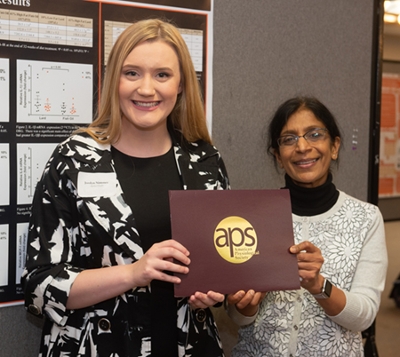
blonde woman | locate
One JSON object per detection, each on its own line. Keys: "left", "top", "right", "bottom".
{"left": 22, "top": 19, "right": 229, "bottom": 357}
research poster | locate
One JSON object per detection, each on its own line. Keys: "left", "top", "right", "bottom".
{"left": 0, "top": 0, "right": 213, "bottom": 306}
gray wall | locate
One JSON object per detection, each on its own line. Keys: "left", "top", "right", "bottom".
{"left": 212, "top": 0, "right": 377, "bottom": 200}
{"left": 0, "top": 1, "right": 380, "bottom": 356}
{"left": 0, "top": 307, "right": 42, "bottom": 357}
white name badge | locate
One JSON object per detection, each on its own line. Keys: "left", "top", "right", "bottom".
{"left": 77, "top": 172, "right": 118, "bottom": 198}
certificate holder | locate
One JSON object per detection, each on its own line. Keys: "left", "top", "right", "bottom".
{"left": 169, "top": 189, "right": 300, "bottom": 297}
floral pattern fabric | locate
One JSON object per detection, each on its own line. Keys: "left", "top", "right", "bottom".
{"left": 21, "top": 130, "right": 229, "bottom": 357}
{"left": 232, "top": 193, "right": 386, "bottom": 357}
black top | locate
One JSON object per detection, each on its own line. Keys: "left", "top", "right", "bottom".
{"left": 111, "top": 146, "right": 181, "bottom": 248}
{"left": 111, "top": 145, "right": 182, "bottom": 357}
{"left": 283, "top": 172, "right": 339, "bottom": 216}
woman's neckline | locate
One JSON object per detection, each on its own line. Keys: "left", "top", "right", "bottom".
{"left": 111, "top": 144, "right": 174, "bottom": 160}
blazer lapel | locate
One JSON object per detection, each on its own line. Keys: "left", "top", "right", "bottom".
{"left": 61, "top": 134, "right": 144, "bottom": 261}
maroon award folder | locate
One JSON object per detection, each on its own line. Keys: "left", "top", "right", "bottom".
{"left": 169, "top": 189, "right": 300, "bottom": 297}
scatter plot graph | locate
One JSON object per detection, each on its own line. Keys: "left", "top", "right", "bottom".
{"left": 16, "top": 60, "right": 93, "bottom": 123}
{"left": 17, "top": 143, "right": 57, "bottom": 205}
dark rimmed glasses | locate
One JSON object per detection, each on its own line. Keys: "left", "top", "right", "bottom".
{"left": 277, "top": 128, "right": 328, "bottom": 147}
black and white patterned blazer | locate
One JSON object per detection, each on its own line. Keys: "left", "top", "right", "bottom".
{"left": 21, "top": 128, "right": 230, "bottom": 357}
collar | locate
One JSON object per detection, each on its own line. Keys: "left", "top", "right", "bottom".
{"left": 59, "top": 128, "right": 219, "bottom": 166}
{"left": 283, "top": 173, "right": 339, "bottom": 216}
{"left": 59, "top": 132, "right": 111, "bottom": 166}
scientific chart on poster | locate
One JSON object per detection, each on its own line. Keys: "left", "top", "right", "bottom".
{"left": 0, "top": 144, "right": 10, "bottom": 206}
{"left": 0, "top": 225, "right": 9, "bottom": 287}
{"left": 17, "top": 143, "right": 58, "bottom": 204}
{"left": 16, "top": 60, "right": 93, "bottom": 124}
{"left": 0, "top": 0, "right": 213, "bottom": 306}
{"left": 0, "top": 59, "right": 10, "bottom": 123}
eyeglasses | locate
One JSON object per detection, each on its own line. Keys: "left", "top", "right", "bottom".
{"left": 277, "top": 128, "right": 328, "bottom": 147}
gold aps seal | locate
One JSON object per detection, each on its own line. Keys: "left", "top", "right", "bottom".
{"left": 213, "top": 216, "right": 258, "bottom": 264}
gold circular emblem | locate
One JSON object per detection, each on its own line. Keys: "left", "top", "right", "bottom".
{"left": 214, "top": 216, "right": 257, "bottom": 264}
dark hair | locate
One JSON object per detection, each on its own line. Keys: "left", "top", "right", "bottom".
{"left": 267, "top": 96, "right": 342, "bottom": 165}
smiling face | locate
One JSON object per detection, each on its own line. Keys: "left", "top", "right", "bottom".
{"left": 275, "top": 109, "right": 341, "bottom": 188}
{"left": 118, "top": 40, "right": 182, "bottom": 136}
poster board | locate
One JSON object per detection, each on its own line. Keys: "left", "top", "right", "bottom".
{"left": 0, "top": 0, "right": 213, "bottom": 306}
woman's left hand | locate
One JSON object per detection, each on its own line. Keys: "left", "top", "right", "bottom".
{"left": 227, "top": 290, "right": 266, "bottom": 317}
{"left": 290, "top": 241, "right": 325, "bottom": 294}
{"left": 188, "top": 291, "right": 225, "bottom": 309}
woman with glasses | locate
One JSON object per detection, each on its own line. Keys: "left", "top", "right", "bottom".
{"left": 227, "top": 96, "right": 388, "bottom": 356}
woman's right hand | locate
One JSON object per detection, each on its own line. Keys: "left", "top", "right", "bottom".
{"left": 67, "top": 239, "right": 189, "bottom": 310}
{"left": 130, "top": 239, "right": 190, "bottom": 287}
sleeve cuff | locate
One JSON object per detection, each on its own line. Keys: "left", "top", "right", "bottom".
{"left": 226, "top": 303, "right": 258, "bottom": 326}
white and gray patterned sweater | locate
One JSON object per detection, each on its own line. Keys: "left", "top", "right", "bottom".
{"left": 21, "top": 130, "right": 230, "bottom": 357}
{"left": 231, "top": 192, "right": 387, "bottom": 357}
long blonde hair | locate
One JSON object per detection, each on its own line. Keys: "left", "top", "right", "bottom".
{"left": 80, "top": 18, "right": 211, "bottom": 144}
